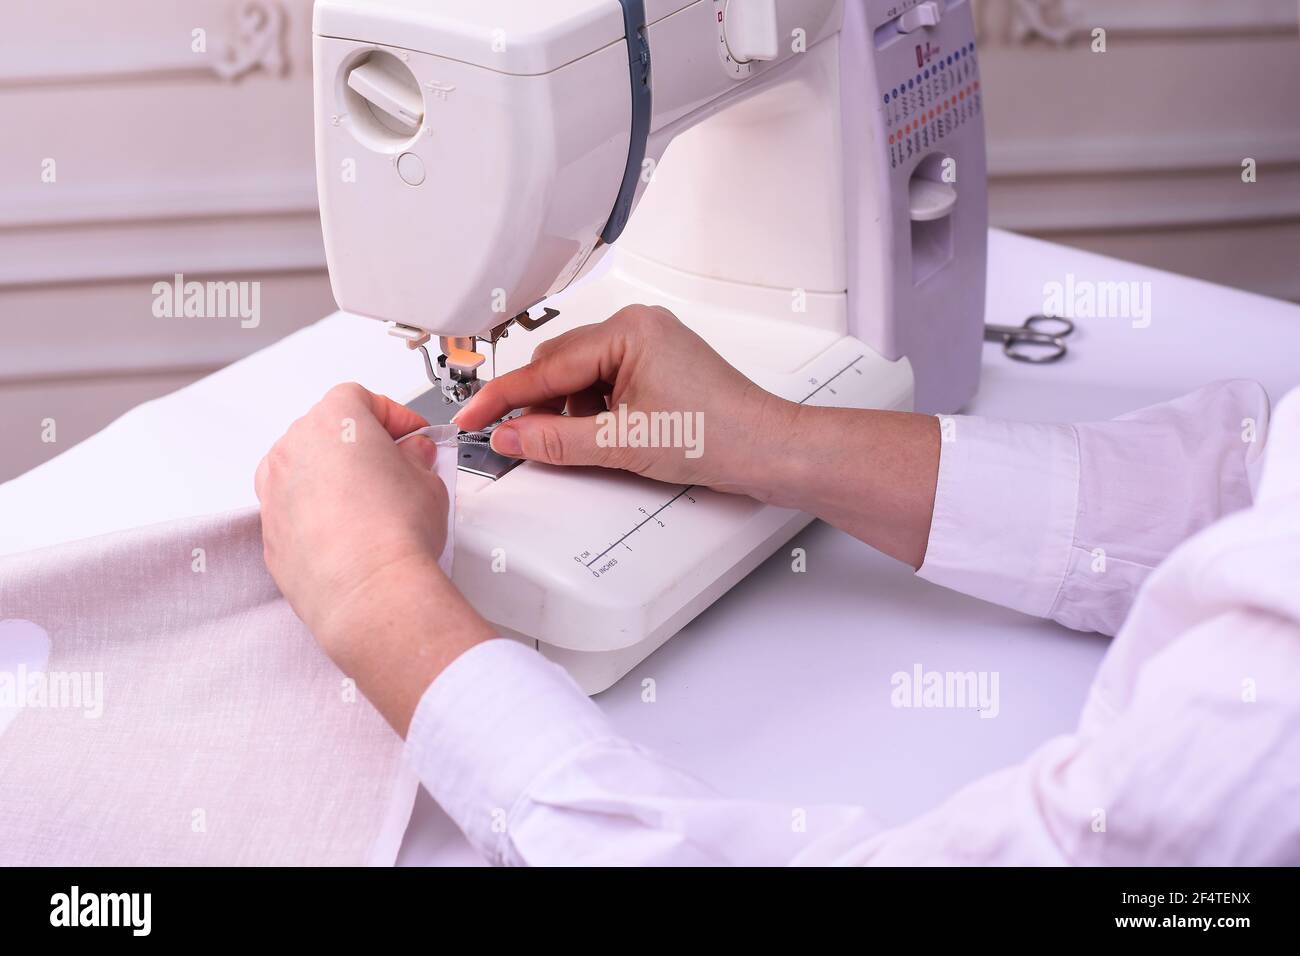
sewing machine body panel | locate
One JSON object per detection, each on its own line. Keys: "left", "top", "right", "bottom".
{"left": 319, "top": 0, "right": 983, "bottom": 691}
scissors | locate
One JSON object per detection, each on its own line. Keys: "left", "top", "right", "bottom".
{"left": 984, "top": 314, "right": 1075, "bottom": 364}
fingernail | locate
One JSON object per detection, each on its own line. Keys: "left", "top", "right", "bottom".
{"left": 490, "top": 424, "right": 522, "bottom": 458}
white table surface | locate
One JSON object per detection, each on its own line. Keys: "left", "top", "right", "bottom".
{"left": 3, "top": 229, "right": 1299, "bottom": 866}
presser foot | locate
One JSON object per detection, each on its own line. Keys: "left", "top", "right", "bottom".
{"left": 386, "top": 324, "right": 483, "bottom": 405}
{"left": 387, "top": 307, "right": 561, "bottom": 405}
{"left": 390, "top": 306, "right": 564, "bottom": 403}
{"left": 414, "top": 337, "right": 485, "bottom": 405}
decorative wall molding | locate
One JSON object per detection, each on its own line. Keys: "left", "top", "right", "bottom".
{"left": 0, "top": 210, "right": 327, "bottom": 289}
{"left": 990, "top": 166, "right": 1300, "bottom": 233}
{"left": 211, "top": 1, "right": 288, "bottom": 81}
{"left": 1007, "top": 0, "right": 1087, "bottom": 47}
{"left": 975, "top": 0, "right": 1300, "bottom": 307}
{"left": 1036, "top": 221, "right": 1300, "bottom": 304}
{"left": 0, "top": 0, "right": 331, "bottom": 407}
{"left": 974, "top": 0, "right": 1300, "bottom": 45}
{"left": 0, "top": 179, "right": 320, "bottom": 230}
{"left": 0, "top": 268, "right": 338, "bottom": 384}
{"left": 0, "top": 0, "right": 298, "bottom": 87}
{"left": 987, "top": 131, "right": 1300, "bottom": 177}
{"left": 0, "top": 0, "right": 319, "bottom": 289}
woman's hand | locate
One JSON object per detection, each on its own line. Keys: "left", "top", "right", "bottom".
{"left": 456, "top": 305, "right": 940, "bottom": 568}
{"left": 453, "top": 306, "right": 800, "bottom": 501}
{"left": 255, "top": 383, "right": 446, "bottom": 642}
{"left": 255, "top": 383, "right": 493, "bottom": 734}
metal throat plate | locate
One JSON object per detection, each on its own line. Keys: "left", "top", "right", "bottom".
{"left": 405, "top": 388, "right": 523, "bottom": 481}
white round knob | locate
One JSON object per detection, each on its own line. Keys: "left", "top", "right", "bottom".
{"left": 724, "top": 0, "right": 780, "bottom": 64}
{"left": 397, "top": 152, "right": 426, "bottom": 186}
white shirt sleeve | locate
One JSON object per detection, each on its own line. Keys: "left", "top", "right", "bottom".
{"left": 918, "top": 380, "right": 1269, "bottom": 635}
{"left": 405, "top": 638, "right": 873, "bottom": 865}
{"left": 403, "top": 382, "right": 1300, "bottom": 866}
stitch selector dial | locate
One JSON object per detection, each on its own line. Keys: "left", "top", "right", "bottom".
{"left": 714, "top": 0, "right": 779, "bottom": 78}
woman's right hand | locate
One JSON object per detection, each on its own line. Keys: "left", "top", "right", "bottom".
{"left": 452, "top": 305, "right": 800, "bottom": 501}
{"left": 457, "top": 304, "right": 939, "bottom": 568}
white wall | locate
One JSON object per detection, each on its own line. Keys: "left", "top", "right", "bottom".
{"left": 0, "top": 0, "right": 335, "bottom": 481}
{"left": 3, "top": 0, "right": 1298, "bottom": 482}
{"left": 975, "top": 0, "right": 1300, "bottom": 301}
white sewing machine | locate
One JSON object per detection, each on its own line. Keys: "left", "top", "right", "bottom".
{"left": 312, "top": 0, "right": 987, "bottom": 692}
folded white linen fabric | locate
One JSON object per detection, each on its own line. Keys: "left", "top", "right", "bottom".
{"left": 0, "top": 428, "right": 460, "bottom": 865}
{"left": 399, "top": 423, "right": 460, "bottom": 573}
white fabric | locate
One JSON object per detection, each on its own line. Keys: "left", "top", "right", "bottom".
{"left": 0, "top": 436, "right": 460, "bottom": 865}
{"left": 404, "top": 381, "right": 1300, "bottom": 865}
{"left": 399, "top": 423, "right": 461, "bottom": 574}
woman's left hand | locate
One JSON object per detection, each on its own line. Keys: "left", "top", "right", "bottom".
{"left": 255, "top": 383, "right": 492, "bottom": 733}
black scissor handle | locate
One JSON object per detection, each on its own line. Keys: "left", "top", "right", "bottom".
{"left": 1003, "top": 332, "right": 1067, "bottom": 364}
{"left": 1024, "top": 314, "right": 1075, "bottom": 338}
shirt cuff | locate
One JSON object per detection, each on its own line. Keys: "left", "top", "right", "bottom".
{"left": 917, "top": 416, "right": 1080, "bottom": 619}
{"left": 403, "top": 638, "right": 617, "bottom": 863}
